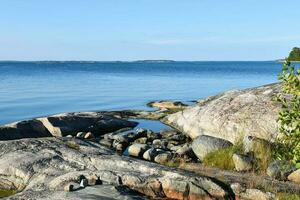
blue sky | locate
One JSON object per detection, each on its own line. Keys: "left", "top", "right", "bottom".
{"left": 0, "top": 0, "right": 300, "bottom": 61}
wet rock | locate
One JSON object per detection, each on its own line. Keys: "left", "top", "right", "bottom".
{"left": 163, "top": 83, "right": 281, "bottom": 144}
{"left": 232, "top": 153, "right": 253, "bottom": 171}
{"left": 191, "top": 135, "right": 233, "bottom": 160}
{"left": 128, "top": 144, "right": 150, "bottom": 157}
{"left": 267, "top": 160, "right": 296, "bottom": 180}
{"left": 288, "top": 169, "right": 300, "bottom": 183}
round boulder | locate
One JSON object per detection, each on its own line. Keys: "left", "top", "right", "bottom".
{"left": 191, "top": 135, "right": 233, "bottom": 160}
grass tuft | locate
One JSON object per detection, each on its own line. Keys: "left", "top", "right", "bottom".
{"left": 0, "top": 189, "right": 17, "bottom": 198}
{"left": 202, "top": 144, "right": 243, "bottom": 170}
{"left": 276, "top": 193, "right": 300, "bottom": 200}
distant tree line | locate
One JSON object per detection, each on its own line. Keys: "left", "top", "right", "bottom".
{"left": 288, "top": 47, "right": 300, "bottom": 61}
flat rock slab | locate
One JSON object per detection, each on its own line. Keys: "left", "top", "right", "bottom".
{"left": 0, "top": 137, "right": 234, "bottom": 199}
{"left": 0, "top": 112, "right": 138, "bottom": 140}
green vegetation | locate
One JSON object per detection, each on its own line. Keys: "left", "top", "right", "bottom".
{"left": 250, "top": 139, "right": 273, "bottom": 171}
{"left": 202, "top": 145, "right": 242, "bottom": 170}
{"left": 276, "top": 193, "right": 300, "bottom": 200}
{"left": 288, "top": 47, "right": 300, "bottom": 61}
{"left": 0, "top": 189, "right": 17, "bottom": 198}
{"left": 274, "top": 59, "right": 300, "bottom": 164}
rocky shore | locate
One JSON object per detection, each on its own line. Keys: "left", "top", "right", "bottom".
{"left": 1, "top": 82, "right": 300, "bottom": 199}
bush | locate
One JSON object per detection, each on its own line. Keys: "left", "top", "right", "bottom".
{"left": 276, "top": 193, "right": 300, "bottom": 200}
{"left": 274, "top": 59, "right": 300, "bottom": 164}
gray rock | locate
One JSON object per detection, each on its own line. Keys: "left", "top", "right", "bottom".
{"left": 163, "top": 83, "right": 281, "bottom": 144}
{"left": 0, "top": 112, "right": 138, "bottom": 140}
{"left": 267, "top": 160, "right": 296, "bottom": 180}
{"left": 232, "top": 153, "right": 253, "bottom": 171}
{"left": 0, "top": 136, "right": 232, "bottom": 199}
{"left": 143, "top": 148, "right": 164, "bottom": 161}
{"left": 191, "top": 135, "right": 233, "bottom": 160}
{"left": 128, "top": 144, "right": 150, "bottom": 157}
{"left": 288, "top": 169, "right": 300, "bottom": 183}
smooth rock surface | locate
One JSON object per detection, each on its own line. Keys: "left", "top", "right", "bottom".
{"left": 288, "top": 169, "right": 300, "bottom": 184}
{"left": 0, "top": 137, "right": 233, "bottom": 199}
{"left": 163, "top": 83, "right": 281, "bottom": 144}
{"left": 0, "top": 112, "right": 138, "bottom": 140}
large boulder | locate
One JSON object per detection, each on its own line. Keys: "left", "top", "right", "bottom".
{"left": 191, "top": 135, "right": 233, "bottom": 160}
{"left": 163, "top": 83, "right": 281, "bottom": 144}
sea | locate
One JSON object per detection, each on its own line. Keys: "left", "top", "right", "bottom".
{"left": 0, "top": 61, "right": 286, "bottom": 125}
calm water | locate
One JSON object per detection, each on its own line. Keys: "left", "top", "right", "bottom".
{"left": 0, "top": 61, "right": 283, "bottom": 125}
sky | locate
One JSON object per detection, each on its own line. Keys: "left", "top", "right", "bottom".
{"left": 0, "top": 0, "right": 300, "bottom": 61}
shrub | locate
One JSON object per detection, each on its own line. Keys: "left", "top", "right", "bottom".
{"left": 274, "top": 59, "right": 300, "bottom": 164}
{"left": 276, "top": 193, "right": 300, "bottom": 200}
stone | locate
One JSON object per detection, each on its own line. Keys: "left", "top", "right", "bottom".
{"left": 267, "top": 160, "right": 296, "bottom": 180}
{"left": 191, "top": 135, "right": 233, "bottom": 160}
{"left": 134, "top": 137, "right": 148, "bottom": 144}
{"left": 66, "top": 135, "right": 73, "bottom": 138}
{"left": 230, "top": 182, "right": 245, "bottom": 194}
{"left": 80, "top": 178, "right": 88, "bottom": 188}
{"left": 232, "top": 153, "right": 253, "bottom": 171}
{"left": 147, "top": 100, "right": 187, "bottom": 110}
{"left": 143, "top": 148, "right": 164, "bottom": 161}
{"left": 154, "top": 152, "right": 172, "bottom": 164}
{"left": 163, "top": 83, "right": 281, "bottom": 144}
{"left": 288, "top": 169, "right": 300, "bottom": 183}
{"left": 128, "top": 144, "right": 150, "bottom": 157}
{"left": 84, "top": 132, "right": 94, "bottom": 139}
{"left": 76, "top": 132, "right": 86, "bottom": 138}
{"left": 240, "top": 189, "right": 275, "bottom": 200}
